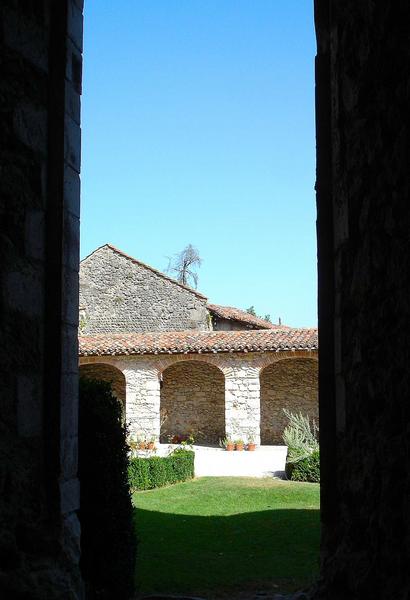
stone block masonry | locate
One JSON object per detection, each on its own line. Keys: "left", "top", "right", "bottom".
{"left": 224, "top": 363, "right": 261, "bottom": 443}
{"left": 315, "top": 3, "right": 410, "bottom": 597}
{"left": 0, "top": 1, "right": 83, "bottom": 597}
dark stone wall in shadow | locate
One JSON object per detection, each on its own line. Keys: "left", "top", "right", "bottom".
{"left": 0, "top": 1, "right": 83, "bottom": 597}
{"left": 315, "top": 2, "right": 410, "bottom": 598}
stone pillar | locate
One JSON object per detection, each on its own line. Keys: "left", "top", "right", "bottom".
{"left": 1, "top": 1, "right": 84, "bottom": 596}
{"left": 224, "top": 363, "right": 261, "bottom": 445}
{"left": 122, "top": 363, "right": 161, "bottom": 442}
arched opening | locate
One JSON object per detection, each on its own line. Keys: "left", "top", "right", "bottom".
{"left": 79, "top": 362, "right": 126, "bottom": 415}
{"left": 260, "top": 358, "right": 318, "bottom": 445}
{"left": 160, "top": 361, "right": 225, "bottom": 445}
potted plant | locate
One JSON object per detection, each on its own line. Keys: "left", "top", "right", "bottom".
{"left": 235, "top": 439, "right": 245, "bottom": 451}
{"left": 180, "top": 433, "right": 195, "bottom": 448}
{"left": 219, "top": 437, "right": 234, "bottom": 451}
{"left": 246, "top": 434, "right": 257, "bottom": 451}
{"left": 128, "top": 438, "right": 139, "bottom": 456}
{"left": 146, "top": 438, "right": 156, "bottom": 451}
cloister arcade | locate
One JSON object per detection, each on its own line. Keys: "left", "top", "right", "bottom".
{"left": 79, "top": 350, "right": 318, "bottom": 446}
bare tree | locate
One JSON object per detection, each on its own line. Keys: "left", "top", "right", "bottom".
{"left": 166, "top": 244, "right": 202, "bottom": 288}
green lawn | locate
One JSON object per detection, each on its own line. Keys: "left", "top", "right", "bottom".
{"left": 132, "top": 477, "right": 320, "bottom": 598}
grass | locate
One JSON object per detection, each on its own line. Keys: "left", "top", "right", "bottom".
{"left": 132, "top": 476, "right": 320, "bottom": 598}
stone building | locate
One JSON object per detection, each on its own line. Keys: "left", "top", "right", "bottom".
{"left": 79, "top": 244, "right": 210, "bottom": 334}
{"left": 79, "top": 244, "right": 279, "bottom": 333}
{"left": 3, "top": 2, "right": 410, "bottom": 598}
{"left": 79, "top": 244, "right": 318, "bottom": 446}
{"left": 208, "top": 303, "right": 279, "bottom": 331}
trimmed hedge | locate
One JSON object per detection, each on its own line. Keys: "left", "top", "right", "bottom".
{"left": 128, "top": 449, "right": 195, "bottom": 491}
{"left": 78, "top": 378, "right": 136, "bottom": 599}
{"left": 286, "top": 450, "right": 320, "bottom": 483}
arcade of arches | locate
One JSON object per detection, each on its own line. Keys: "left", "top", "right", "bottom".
{"left": 79, "top": 351, "right": 318, "bottom": 445}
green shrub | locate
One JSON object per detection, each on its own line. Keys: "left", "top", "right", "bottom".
{"left": 128, "top": 449, "right": 195, "bottom": 491}
{"left": 286, "top": 450, "right": 320, "bottom": 483}
{"left": 128, "top": 455, "right": 151, "bottom": 489}
{"left": 282, "top": 410, "right": 320, "bottom": 483}
{"left": 78, "top": 378, "right": 136, "bottom": 599}
{"left": 282, "top": 409, "right": 319, "bottom": 463}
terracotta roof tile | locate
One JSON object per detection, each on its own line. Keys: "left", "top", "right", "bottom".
{"left": 79, "top": 328, "right": 318, "bottom": 357}
{"left": 208, "top": 304, "right": 285, "bottom": 329}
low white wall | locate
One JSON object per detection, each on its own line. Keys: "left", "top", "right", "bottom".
{"left": 194, "top": 445, "right": 288, "bottom": 478}
{"left": 140, "top": 444, "right": 288, "bottom": 478}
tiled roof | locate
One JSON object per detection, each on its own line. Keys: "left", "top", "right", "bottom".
{"left": 79, "top": 328, "right": 318, "bottom": 357}
{"left": 81, "top": 244, "right": 208, "bottom": 301}
{"left": 208, "top": 304, "right": 283, "bottom": 329}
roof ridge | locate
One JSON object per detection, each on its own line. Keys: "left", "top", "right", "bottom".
{"left": 78, "top": 325, "right": 318, "bottom": 337}
{"left": 207, "top": 303, "right": 280, "bottom": 329}
{"left": 80, "top": 327, "right": 318, "bottom": 337}
{"left": 81, "top": 243, "right": 208, "bottom": 301}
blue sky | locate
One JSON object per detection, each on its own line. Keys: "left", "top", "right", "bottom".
{"left": 81, "top": 1, "right": 317, "bottom": 327}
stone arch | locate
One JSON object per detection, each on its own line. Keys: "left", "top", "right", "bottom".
{"left": 79, "top": 362, "right": 126, "bottom": 414}
{"left": 160, "top": 360, "right": 225, "bottom": 445}
{"left": 256, "top": 350, "right": 318, "bottom": 373}
{"left": 260, "top": 357, "right": 318, "bottom": 445}
{"left": 156, "top": 353, "right": 226, "bottom": 376}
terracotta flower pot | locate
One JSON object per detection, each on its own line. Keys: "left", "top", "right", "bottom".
{"left": 226, "top": 443, "right": 234, "bottom": 451}
{"left": 138, "top": 441, "right": 146, "bottom": 450}
{"left": 247, "top": 443, "right": 256, "bottom": 451}
{"left": 147, "top": 442, "right": 155, "bottom": 450}
{"left": 235, "top": 443, "right": 244, "bottom": 451}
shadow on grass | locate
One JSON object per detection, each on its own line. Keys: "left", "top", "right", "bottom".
{"left": 134, "top": 507, "right": 319, "bottom": 597}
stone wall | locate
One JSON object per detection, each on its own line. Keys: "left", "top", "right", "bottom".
{"left": 260, "top": 359, "right": 318, "bottom": 444}
{"left": 0, "top": 1, "right": 83, "bottom": 597}
{"left": 315, "top": 2, "right": 410, "bottom": 598}
{"left": 160, "top": 361, "right": 225, "bottom": 444}
{"left": 79, "top": 363, "right": 126, "bottom": 406}
{"left": 79, "top": 245, "right": 210, "bottom": 333}
{"left": 223, "top": 359, "right": 261, "bottom": 444}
